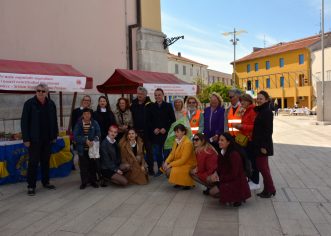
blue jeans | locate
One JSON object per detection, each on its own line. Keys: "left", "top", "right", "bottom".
{"left": 153, "top": 144, "right": 165, "bottom": 170}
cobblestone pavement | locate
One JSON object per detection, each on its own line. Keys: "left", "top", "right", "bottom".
{"left": 0, "top": 115, "right": 331, "bottom": 236}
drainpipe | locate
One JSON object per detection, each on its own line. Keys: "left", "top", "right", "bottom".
{"left": 128, "top": 0, "right": 141, "bottom": 70}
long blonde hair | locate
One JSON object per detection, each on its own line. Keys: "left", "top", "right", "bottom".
{"left": 194, "top": 133, "right": 218, "bottom": 155}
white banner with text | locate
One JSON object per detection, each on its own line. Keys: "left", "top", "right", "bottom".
{"left": 0, "top": 73, "right": 87, "bottom": 92}
{"left": 143, "top": 83, "right": 197, "bottom": 96}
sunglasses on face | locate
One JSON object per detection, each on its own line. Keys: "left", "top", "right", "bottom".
{"left": 36, "top": 89, "right": 46, "bottom": 93}
{"left": 229, "top": 96, "right": 234, "bottom": 99}
{"left": 188, "top": 101, "right": 196, "bottom": 104}
{"left": 193, "top": 138, "right": 200, "bottom": 142}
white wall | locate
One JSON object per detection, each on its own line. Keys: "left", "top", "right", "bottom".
{"left": 311, "top": 47, "right": 331, "bottom": 98}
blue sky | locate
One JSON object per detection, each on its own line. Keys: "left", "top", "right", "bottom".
{"left": 161, "top": 0, "right": 331, "bottom": 73}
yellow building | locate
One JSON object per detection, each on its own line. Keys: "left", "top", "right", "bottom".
{"left": 235, "top": 35, "right": 322, "bottom": 109}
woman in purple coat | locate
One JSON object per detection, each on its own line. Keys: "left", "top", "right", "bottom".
{"left": 203, "top": 92, "right": 225, "bottom": 150}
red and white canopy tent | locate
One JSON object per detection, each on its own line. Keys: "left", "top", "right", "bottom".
{"left": 97, "top": 69, "right": 197, "bottom": 96}
{"left": 0, "top": 59, "right": 93, "bottom": 128}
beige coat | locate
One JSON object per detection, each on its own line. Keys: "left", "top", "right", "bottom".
{"left": 114, "top": 109, "right": 133, "bottom": 132}
{"left": 119, "top": 137, "right": 148, "bottom": 185}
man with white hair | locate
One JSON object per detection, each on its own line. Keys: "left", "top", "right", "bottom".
{"left": 21, "top": 83, "right": 59, "bottom": 196}
{"left": 224, "top": 88, "right": 242, "bottom": 137}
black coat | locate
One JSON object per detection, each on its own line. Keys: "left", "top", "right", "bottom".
{"left": 100, "top": 138, "right": 121, "bottom": 172}
{"left": 146, "top": 101, "right": 176, "bottom": 145}
{"left": 21, "top": 96, "right": 58, "bottom": 142}
{"left": 93, "top": 110, "right": 116, "bottom": 141}
{"left": 130, "top": 96, "right": 151, "bottom": 132}
{"left": 252, "top": 102, "right": 274, "bottom": 156}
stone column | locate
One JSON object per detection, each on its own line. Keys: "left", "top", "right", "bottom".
{"left": 136, "top": 27, "right": 168, "bottom": 73}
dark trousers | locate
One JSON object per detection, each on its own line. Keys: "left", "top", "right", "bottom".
{"left": 245, "top": 142, "right": 260, "bottom": 184}
{"left": 27, "top": 141, "right": 51, "bottom": 188}
{"left": 138, "top": 131, "right": 154, "bottom": 174}
{"left": 79, "top": 150, "right": 97, "bottom": 185}
{"left": 256, "top": 155, "right": 276, "bottom": 193}
{"left": 152, "top": 144, "right": 164, "bottom": 170}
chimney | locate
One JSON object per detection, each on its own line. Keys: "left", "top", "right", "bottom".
{"left": 253, "top": 47, "right": 263, "bottom": 52}
{"left": 178, "top": 52, "right": 181, "bottom": 57}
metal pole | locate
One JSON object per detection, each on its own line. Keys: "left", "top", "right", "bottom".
{"left": 233, "top": 28, "right": 236, "bottom": 84}
{"left": 321, "top": 0, "right": 325, "bottom": 122}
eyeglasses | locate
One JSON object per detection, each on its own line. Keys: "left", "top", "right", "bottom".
{"left": 193, "top": 138, "right": 200, "bottom": 142}
{"left": 83, "top": 99, "right": 91, "bottom": 102}
{"left": 229, "top": 96, "right": 234, "bottom": 99}
{"left": 36, "top": 90, "right": 46, "bottom": 93}
{"left": 188, "top": 101, "right": 196, "bottom": 104}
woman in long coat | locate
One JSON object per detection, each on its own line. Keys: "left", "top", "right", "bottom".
{"left": 119, "top": 128, "right": 148, "bottom": 185}
{"left": 252, "top": 90, "right": 276, "bottom": 198}
{"left": 209, "top": 132, "right": 251, "bottom": 207}
{"left": 162, "top": 124, "right": 196, "bottom": 189}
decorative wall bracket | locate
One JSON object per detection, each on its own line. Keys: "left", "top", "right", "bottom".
{"left": 163, "top": 35, "right": 184, "bottom": 49}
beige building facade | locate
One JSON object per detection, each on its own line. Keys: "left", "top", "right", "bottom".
{"left": 167, "top": 52, "right": 208, "bottom": 84}
{"left": 207, "top": 69, "right": 233, "bottom": 86}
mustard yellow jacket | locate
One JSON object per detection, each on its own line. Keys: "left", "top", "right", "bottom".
{"left": 166, "top": 136, "right": 197, "bottom": 186}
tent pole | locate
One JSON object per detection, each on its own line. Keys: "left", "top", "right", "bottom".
{"left": 105, "top": 93, "right": 111, "bottom": 111}
{"left": 59, "top": 91, "right": 64, "bottom": 128}
{"left": 68, "top": 92, "right": 77, "bottom": 132}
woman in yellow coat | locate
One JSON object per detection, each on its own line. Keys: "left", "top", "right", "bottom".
{"left": 162, "top": 124, "right": 197, "bottom": 189}
{"left": 119, "top": 128, "right": 148, "bottom": 185}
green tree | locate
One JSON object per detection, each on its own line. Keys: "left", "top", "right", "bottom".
{"left": 198, "top": 82, "right": 237, "bottom": 103}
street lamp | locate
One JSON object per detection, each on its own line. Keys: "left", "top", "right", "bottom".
{"left": 222, "top": 28, "right": 247, "bottom": 85}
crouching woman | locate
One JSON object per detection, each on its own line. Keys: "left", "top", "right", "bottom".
{"left": 162, "top": 124, "right": 196, "bottom": 190}
{"left": 119, "top": 128, "right": 148, "bottom": 185}
{"left": 209, "top": 132, "right": 251, "bottom": 207}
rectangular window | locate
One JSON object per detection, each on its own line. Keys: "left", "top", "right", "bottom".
{"left": 255, "top": 80, "right": 259, "bottom": 89}
{"left": 190, "top": 68, "right": 193, "bottom": 76}
{"left": 279, "top": 58, "right": 284, "bottom": 68}
{"left": 280, "top": 76, "right": 284, "bottom": 88}
{"left": 266, "top": 61, "right": 270, "bottom": 70}
{"left": 266, "top": 78, "right": 270, "bottom": 88}
{"left": 299, "top": 54, "right": 304, "bottom": 64}
{"left": 175, "top": 64, "right": 179, "bottom": 74}
{"left": 183, "top": 66, "right": 186, "bottom": 75}
{"left": 255, "top": 63, "right": 259, "bottom": 71}
{"left": 247, "top": 64, "right": 251, "bottom": 73}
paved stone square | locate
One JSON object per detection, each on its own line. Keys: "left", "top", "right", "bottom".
{"left": 1, "top": 115, "right": 331, "bottom": 236}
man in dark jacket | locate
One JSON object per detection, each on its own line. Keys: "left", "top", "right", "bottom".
{"left": 21, "top": 83, "right": 59, "bottom": 196}
{"left": 146, "top": 88, "right": 176, "bottom": 176}
{"left": 130, "top": 86, "right": 154, "bottom": 175}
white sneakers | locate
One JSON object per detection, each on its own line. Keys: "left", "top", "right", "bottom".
{"left": 249, "top": 181, "right": 260, "bottom": 190}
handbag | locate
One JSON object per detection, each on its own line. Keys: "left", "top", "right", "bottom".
{"left": 235, "top": 133, "right": 249, "bottom": 147}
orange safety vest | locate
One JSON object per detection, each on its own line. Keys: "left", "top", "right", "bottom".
{"left": 228, "top": 105, "right": 241, "bottom": 137}
{"left": 185, "top": 110, "right": 202, "bottom": 135}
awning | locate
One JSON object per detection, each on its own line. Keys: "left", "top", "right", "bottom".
{"left": 0, "top": 59, "right": 93, "bottom": 93}
{"left": 97, "top": 69, "right": 197, "bottom": 96}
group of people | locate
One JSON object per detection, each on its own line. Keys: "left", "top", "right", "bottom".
{"left": 21, "top": 83, "right": 276, "bottom": 207}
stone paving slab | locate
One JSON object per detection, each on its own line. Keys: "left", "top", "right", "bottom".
{"left": 0, "top": 115, "right": 331, "bottom": 236}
